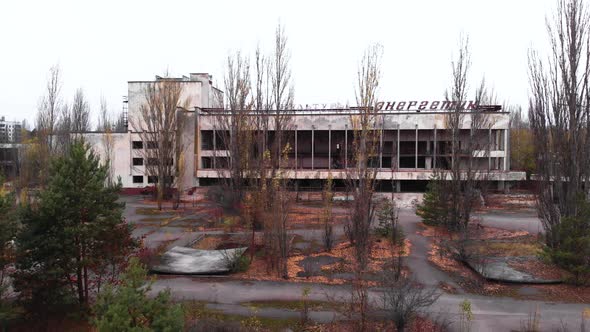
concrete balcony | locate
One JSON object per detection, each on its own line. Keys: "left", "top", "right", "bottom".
{"left": 195, "top": 169, "right": 526, "bottom": 181}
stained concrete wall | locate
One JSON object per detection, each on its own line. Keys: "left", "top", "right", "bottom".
{"left": 196, "top": 112, "right": 510, "bottom": 131}
{"left": 82, "top": 132, "right": 136, "bottom": 187}
{"left": 127, "top": 80, "right": 203, "bottom": 132}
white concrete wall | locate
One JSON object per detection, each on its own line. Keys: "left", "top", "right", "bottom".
{"left": 127, "top": 81, "right": 203, "bottom": 132}
{"left": 82, "top": 132, "right": 139, "bottom": 187}
{"left": 197, "top": 112, "right": 510, "bottom": 131}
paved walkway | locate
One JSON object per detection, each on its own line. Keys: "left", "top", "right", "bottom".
{"left": 399, "top": 209, "right": 462, "bottom": 291}
{"left": 122, "top": 196, "right": 585, "bottom": 331}
{"left": 151, "top": 277, "right": 589, "bottom": 331}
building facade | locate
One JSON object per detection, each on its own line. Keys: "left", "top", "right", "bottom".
{"left": 0, "top": 117, "right": 22, "bottom": 144}
{"left": 85, "top": 73, "right": 222, "bottom": 191}
{"left": 88, "top": 73, "right": 526, "bottom": 193}
{"left": 0, "top": 117, "right": 22, "bottom": 177}
{"left": 195, "top": 106, "right": 525, "bottom": 192}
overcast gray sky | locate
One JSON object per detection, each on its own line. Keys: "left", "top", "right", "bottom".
{"left": 1, "top": 0, "right": 554, "bottom": 127}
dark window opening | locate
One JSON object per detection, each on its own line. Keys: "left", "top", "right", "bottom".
{"left": 132, "top": 175, "right": 143, "bottom": 184}
{"left": 147, "top": 176, "right": 158, "bottom": 184}
{"left": 201, "top": 131, "right": 213, "bottom": 150}
{"left": 399, "top": 141, "right": 416, "bottom": 155}
{"left": 382, "top": 157, "right": 392, "bottom": 168}
{"left": 417, "top": 156, "right": 426, "bottom": 168}
{"left": 202, "top": 157, "right": 212, "bottom": 169}
{"left": 215, "top": 157, "right": 229, "bottom": 168}
{"left": 401, "top": 180, "right": 429, "bottom": 192}
{"left": 146, "top": 141, "right": 157, "bottom": 149}
{"left": 132, "top": 141, "right": 143, "bottom": 149}
{"left": 132, "top": 158, "right": 143, "bottom": 166}
{"left": 399, "top": 157, "right": 416, "bottom": 168}
{"left": 147, "top": 158, "right": 158, "bottom": 166}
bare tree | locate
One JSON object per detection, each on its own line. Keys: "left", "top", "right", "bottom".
{"left": 130, "top": 77, "right": 187, "bottom": 210}
{"left": 345, "top": 43, "right": 383, "bottom": 270}
{"left": 34, "top": 65, "right": 63, "bottom": 186}
{"left": 36, "top": 64, "right": 62, "bottom": 154}
{"left": 258, "top": 24, "right": 294, "bottom": 278}
{"left": 322, "top": 174, "right": 335, "bottom": 251}
{"left": 97, "top": 96, "right": 113, "bottom": 132}
{"left": 215, "top": 52, "right": 254, "bottom": 208}
{"left": 97, "top": 97, "right": 115, "bottom": 184}
{"left": 381, "top": 275, "right": 440, "bottom": 332}
{"left": 70, "top": 88, "right": 91, "bottom": 133}
{"left": 528, "top": 0, "right": 590, "bottom": 249}
{"left": 416, "top": 36, "right": 497, "bottom": 264}
{"left": 269, "top": 23, "right": 294, "bottom": 171}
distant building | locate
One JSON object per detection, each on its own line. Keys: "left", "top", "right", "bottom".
{"left": 0, "top": 116, "right": 23, "bottom": 178}
{"left": 0, "top": 116, "right": 21, "bottom": 143}
{"left": 85, "top": 72, "right": 526, "bottom": 193}
{"left": 196, "top": 104, "right": 525, "bottom": 192}
{"left": 83, "top": 73, "right": 222, "bottom": 192}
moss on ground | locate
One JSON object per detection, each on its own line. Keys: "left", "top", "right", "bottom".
{"left": 241, "top": 299, "right": 340, "bottom": 311}
{"left": 468, "top": 241, "right": 542, "bottom": 257}
{"left": 182, "top": 300, "right": 300, "bottom": 331}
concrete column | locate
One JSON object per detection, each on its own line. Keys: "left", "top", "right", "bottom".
{"left": 397, "top": 126, "right": 400, "bottom": 169}
{"left": 433, "top": 126, "right": 437, "bottom": 169}
{"left": 379, "top": 131, "right": 383, "bottom": 169}
{"left": 295, "top": 125, "right": 298, "bottom": 170}
{"left": 488, "top": 127, "right": 492, "bottom": 171}
{"left": 212, "top": 127, "right": 216, "bottom": 169}
{"left": 345, "top": 124, "right": 348, "bottom": 169}
{"left": 379, "top": 117, "right": 384, "bottom": 169}
{"left": 328, "top": 125, "right": 332, "bottom": 170}
{"left": 396, "top": 180, "right": 401, "bottom": 192}
{"left": 504, "top": 127, "right": 510, "bottom": 171}
{"left": 311, "top": 125, "right": 315, "bottom": 170}
{"left": 415, "top": 124, "right": 418, "bottom": 170}
{"left": 129, "top": 132, "right": 133, "bottom": 176}
{"left": 392, "top": 128, "right": 396, "bottom": 169}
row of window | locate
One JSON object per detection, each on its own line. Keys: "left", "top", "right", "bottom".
{"left": 132, "top": 175, "right": 158, "bottom": 184}
{"left": 132, "top": 158, "right": 173, "bottom": 166}
{"left": 132, "top": 175, "right": 175, "bottom": 184}
{"left": 132, "top": 141, "right": 175, "bottom": 149}
{"left": 132, "top": 141, "right": 157, "bottom": 149}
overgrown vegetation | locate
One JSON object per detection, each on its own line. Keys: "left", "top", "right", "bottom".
{"left": 416, "top": 175, "right": 449, "bottom": 227}
{"left": 93, "top": 258, "right": 184, "bottom": 331}
{"left": 0, "top": 177, "right": 19, "bottom": 328}
{"left": 544, "top": 197, "right": 590, "bottom": 285}
{"left": 15, "top": 141, "right": 136, "bottom": 313}
{"left": 322, "top": 175, "right": 335, "bottom": 252}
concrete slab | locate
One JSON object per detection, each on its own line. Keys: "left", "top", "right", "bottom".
{"left": 152, "top": 246, "right": 247, "bottom": 275}
{"left": 467, "top": 257, "right": 562, "bottom": 284}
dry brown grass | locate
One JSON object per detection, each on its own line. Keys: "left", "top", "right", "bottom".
{"left": 232, "top": 237, "right": 411, "bottom": 285}
{"left": 467, "top": 241, "right": 541, "bottom": 257}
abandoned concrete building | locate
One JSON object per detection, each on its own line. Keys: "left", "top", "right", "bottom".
{"left": 196, "top": 106, "right": 526, "bottom": 192}
{"left": 86, "top": 73, "right": 526, "bottom": 193}
{"left": 0, "top": 117, "right": 22, "bottom": 177}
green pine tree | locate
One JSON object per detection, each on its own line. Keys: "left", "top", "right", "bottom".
{"left": 415, "top": 176, "right": 449, "bottom": 227}
{"left": 545, "top": 196, "right": 590, "bottom": 285}
{"left": 93, "top": 257, "right": 184, "bottom": 332}
{"left": 0, "top": 176, "right": 19, "bottom": 328}
{"left": 15, "top": 140, "right": 136, "bottom": 311}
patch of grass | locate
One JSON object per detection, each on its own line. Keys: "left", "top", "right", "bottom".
{"left": 241, "top": 300, "right": 341, "bottom": 311}
{"left": 191, "top": 235, "right": 222, "bottom": 250}
{"left": 136, "top": 207, "right": 170, "bottom": 215}
{"left": 469, "top": 241, "right": 542, "bottom": 257}
{"left": 138, "top": 217, "right": 168, "bottom": 223}
{"left": 291, "top": 234, "right": 306, "bottom": 245}
{"left": 182, "top": 301, "right": 299, "bottom": 331}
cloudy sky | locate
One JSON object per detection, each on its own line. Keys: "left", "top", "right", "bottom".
{"left": 1, "top": 0, "right": 554, "bottom": 127}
